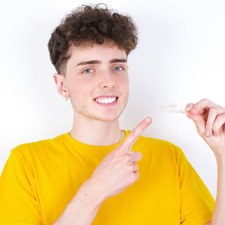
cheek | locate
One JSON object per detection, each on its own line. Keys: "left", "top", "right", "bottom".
{"left": 119, "top": 75, "right": 129, "bottom": 91}
{"left": 66, "top": 78, "right": 87, "bottom": 96}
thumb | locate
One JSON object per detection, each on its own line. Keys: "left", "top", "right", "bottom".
{"left": 185, "top": 103, "right": 206, "bottom": 136}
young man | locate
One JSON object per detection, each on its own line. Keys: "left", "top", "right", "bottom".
{"left": 0, "top": 4, "right": 225, "bottom": 225}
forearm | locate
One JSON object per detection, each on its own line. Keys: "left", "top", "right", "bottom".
{"left": 53, "top": 179, "right": 105, "bottom": 225}
{"left": 211, "top": 153, "right": 225, "bottom": 225}
{"left": 185, "top": 99, "right": 225, "bottom": 225}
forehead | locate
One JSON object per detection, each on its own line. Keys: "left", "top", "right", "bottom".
{"left": 67, "top": 41, "right": 127, "bottom": 63}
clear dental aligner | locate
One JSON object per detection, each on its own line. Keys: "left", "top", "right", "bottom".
{"left": 159, "top": 104, "right": 185, "bottom": 113}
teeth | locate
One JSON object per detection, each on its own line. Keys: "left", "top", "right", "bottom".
{"left": 95, "top": 97, "right": 117, "bottom": 104}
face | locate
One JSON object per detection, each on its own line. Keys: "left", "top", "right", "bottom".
{"left": 54, "top": 42, "right": 129, "bottom": 122}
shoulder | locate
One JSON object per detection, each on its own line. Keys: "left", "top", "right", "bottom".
{"left": 2, "top": 133, "right": 70, "bottom": 178}
{"left": 10, "top": 133, "right": 68, "bottom": 158}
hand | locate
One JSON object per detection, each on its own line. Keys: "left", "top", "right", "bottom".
{"left": 88, "top": 117, "right": 152, "bottom": 201}
{"left": 185, "top": 98, "right": 225, "bottom": 156}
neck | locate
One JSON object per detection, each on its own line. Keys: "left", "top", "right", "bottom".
{"left": 70, "top": 114, "right": 122, "bottom": 146}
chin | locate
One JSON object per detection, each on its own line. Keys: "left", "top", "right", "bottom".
{"left": 94, "top": 114, "right": 121, "bottom": 122}
{"left": 75, "top": 103, "right": 127, "bottom": 122}
{"left": 92, "top": 109, "right": 124, "bottom": 122}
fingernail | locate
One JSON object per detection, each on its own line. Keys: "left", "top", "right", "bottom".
{"left": 185, "top": 104, "right": 193, "bottom": 112}
{"left": 145, "top": 117, "right": 152, "bottom": 124}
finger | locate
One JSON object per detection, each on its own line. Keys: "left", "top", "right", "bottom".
{"left": 127, "top": 164, "right": 139, "bottom": 173}
{"left": 132, "top": 171, "right": 140, "bottom": 181}
{"left": 212, "top": 113, "right": 225, "bottom": 136}
{"left": 185, "top": 98, "right": 216, "bottom": 116}
{"left": 132, "top": 164, "right": 139, "bottom": 173}
{"left": 122, "top": 117, "right": 152, "bottom": 150}
{"left": 185, "top": 99, "right": 216, "bottom": 136}
{"left": 126, "top": 152, "right": 142, "bottom": 163}
{"left": 186, "top": 106, "right": 206, "bottom": 136}
{"left": 185, "top": 103, "right": 194, "bottom": 112}
{"left": 205, "top": 107, "right": 225, "bottom": 137}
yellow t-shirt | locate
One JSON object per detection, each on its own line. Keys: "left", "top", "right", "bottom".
{"left": 0, "top": 131, "right": 214, "bottom": 225}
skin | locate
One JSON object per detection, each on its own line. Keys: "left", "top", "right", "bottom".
{"left": 54, "top": 42, "right": 129, "bottom": 146}
{"left": 54, "top": 117, "right": 152, "bottom": 225}
{"left": 186, "top": 99, "right": 225, "bottom": 225}
{"left": 54, "top": 42, "right": 225, "bottom": 224}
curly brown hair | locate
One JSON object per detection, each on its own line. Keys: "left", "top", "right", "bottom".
{"left": 48, "top": 4, "right": 138, "bottom": 74}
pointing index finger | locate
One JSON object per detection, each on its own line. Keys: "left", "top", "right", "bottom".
{"left": 122, "top": 117, "right": 152, "bottom": 150}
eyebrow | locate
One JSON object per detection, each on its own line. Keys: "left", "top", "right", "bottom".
{"left": 76, "top": 58, "right": 127, "bottom": 66}
{"left": 110, "top": 58, "right": 127, "bottom": 63}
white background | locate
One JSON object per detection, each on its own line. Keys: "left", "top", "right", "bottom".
{"left": 1, "top": 0, "right": 225, "bottom": 197}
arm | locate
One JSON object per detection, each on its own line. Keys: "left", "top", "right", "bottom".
{"left": 53, "top": 179, "right": 105, "bottom": 225}
{"left": 204, "top": 155, "right": 225, "bottom": 225}
{"left": 186, "top": 99, "right": 225, "bottom": 225}
{"left": 53, "top": 117, "right": 152, "bottom": 225}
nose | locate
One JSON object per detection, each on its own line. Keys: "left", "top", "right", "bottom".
{"left": 98, "top": 72, "right": 116, "bottom": 89}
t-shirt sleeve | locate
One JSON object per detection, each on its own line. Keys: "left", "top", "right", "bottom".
{"left": 177, "top": 146, "right": 214, "bottom": 225}
{"left": 0, "top": 147, "right": 42, "bottom": 225}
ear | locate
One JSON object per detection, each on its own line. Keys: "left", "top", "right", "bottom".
{"left": 53, "top": 73, "right": 70, "bottom": 99}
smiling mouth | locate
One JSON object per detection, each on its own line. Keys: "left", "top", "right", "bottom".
{"left": 94, "top": 96, "right": 118, "bottom": 104}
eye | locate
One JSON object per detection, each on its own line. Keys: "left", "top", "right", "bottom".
{"left": 112, "top": 66, "right": 125, "bottom": 72}
{"left": 82, "top": 68, "right": 94, "bottom": 74}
